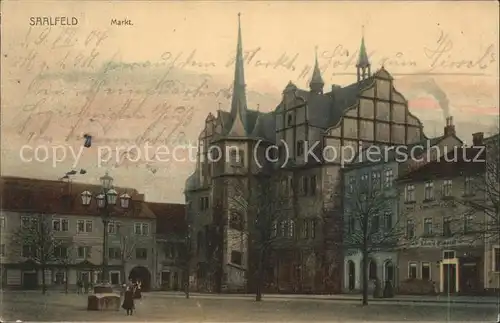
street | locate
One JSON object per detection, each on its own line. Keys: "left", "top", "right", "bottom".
{"left": 1, "top": 291, "right": 498, "bottom": 322}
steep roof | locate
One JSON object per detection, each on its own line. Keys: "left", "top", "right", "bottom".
{"left": 0, "top": 176, "right": 155, "bottom": 219}
{"left": 396, "top": 147, "right": 486, "bottom": 183}
{"left": 147, "top": 202, "right": 186, "bottom": 235}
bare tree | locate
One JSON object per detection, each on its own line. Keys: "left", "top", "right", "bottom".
{"left": 115, "top": 225, "right": 139, "bottom": 284}
{"left": 342, "top": 183, "right": 404, "bottom": 305}
{"left": 11, "top": 213, "right": 62, "bottom": 294}
{"left": 228, "top": 173, "right": 292, "bottom": 301}
{"left": 456, "top": 132, "right": 499, "bottom": 241}
{"left": 55, "top": 244, "right": 77, "bottom": 294}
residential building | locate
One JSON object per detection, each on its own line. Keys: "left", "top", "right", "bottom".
{"left": 396, "top": 144, "right": 486, "bottom": 294}
{"left": 341, "top": 118, "right": 463, "bottom": 292}
{"left": 481, "top": 132, "right": 500, "bottom": 291}
{"left": 0, "top": 176, "right": 156, "bottom": 291}
{"left": 149, "top": 202, "right": 187, "bottom": 291}
{"left": 185, "top": 15, "right": 431, "bottom": 293}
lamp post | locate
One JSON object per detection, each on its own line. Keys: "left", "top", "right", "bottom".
{"left": 81, "top": 172, "right": 130, "bottom": 284}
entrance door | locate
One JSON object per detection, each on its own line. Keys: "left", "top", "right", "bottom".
{"left": 460, "top": 263, "right": 478, "bottom": 294}
{"left": 443, "top": 264, "right": 457, "bottom": 293}
{"left": 348, "top": 261, "right": 355, "bottom": 291}
{"left": 173, "top": 272, "right": 179, "bottom": 291}
{"left": 161, "top": 271, "right": 171, "bottom": 290}
{"left": 110, "top": 272, "right": 120, "bottom": 285}
{"left": 385, "top": 261, "right": 394, "bottom": 284}
{"left": 22, "top": 272, "right": 38, "bottom": 289}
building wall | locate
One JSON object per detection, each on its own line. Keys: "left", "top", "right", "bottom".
{"left": 0, "top": 210, "right": 155, "bottom": 289}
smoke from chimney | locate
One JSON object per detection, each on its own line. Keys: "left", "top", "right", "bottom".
{"left": 419, "top": 78, "right": 450, "bottom": 122}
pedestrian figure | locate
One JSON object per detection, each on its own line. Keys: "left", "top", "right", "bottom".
{"left": 84, "top": 280, "right": 89, "bottom": 294}
{"left": 77, "top": 280, "right": 83, "bottom": 294}
{"left": 122, "top": 286, "right": 135, "bottom": 315}
{"left": 133, "top": 281, "right": 142, "bottom": 299}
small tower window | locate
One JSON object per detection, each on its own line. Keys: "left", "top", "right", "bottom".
{"left": 287, "top": 114, "right": 293, "bottom": 126}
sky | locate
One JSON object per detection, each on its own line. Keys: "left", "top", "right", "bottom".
{"left": 1, "top": 1, "right": 499, "bottom": 202}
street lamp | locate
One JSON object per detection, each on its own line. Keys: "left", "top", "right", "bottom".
{"left": 80, "top": 172, "right": 130, "bottom": 284}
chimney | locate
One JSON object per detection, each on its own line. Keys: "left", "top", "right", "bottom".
{"left": 472, "top": 132, "right": 484, "bottom": 146}
{"left": 444, "top": 116, "right": 456, "bottom": 136}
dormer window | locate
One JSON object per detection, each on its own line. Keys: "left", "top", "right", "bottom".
{"left": 120, "top": 193, "right": 131, "bottom": 208}
{"left": 81, "top": 191, "right": 92, "bottom": 206}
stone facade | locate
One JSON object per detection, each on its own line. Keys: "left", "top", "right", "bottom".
{"left": 184, "top": 16, "right": 438, "bottom": 294}
{"left": 396, "top": 142, "right": 487, "bottom": 294}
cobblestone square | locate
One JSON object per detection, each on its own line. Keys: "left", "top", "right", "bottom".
{"left": 1, "top": 291, "right": 498, "bottom": 322}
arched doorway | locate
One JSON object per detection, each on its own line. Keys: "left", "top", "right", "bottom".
{"left": 368, "top": 260, "right": 377, "bottom": 280}
{"left": 384, "top": 260, "right": 394, "bottom": 284}
{"left": 129, "top": 266, "right": 152, "bottom": 291}
{"left": 347, "top": 260, "right": 355, "bottom": 291}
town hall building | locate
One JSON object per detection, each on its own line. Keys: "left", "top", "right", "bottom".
{"left": 184, "top": 15, "right": 429, "bottom": 293}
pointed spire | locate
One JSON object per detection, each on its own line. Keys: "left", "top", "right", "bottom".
{"left": 229, "top": 12, "right": 248, "bottom": 135}
{"left": 356, "top": 25, "right": 371, "bottom": 81}
{"left": 356, "top": 26, "right": 370, "bottom": 68}
{"left": 309, "top": 46, "right": 324, "bottom": 94}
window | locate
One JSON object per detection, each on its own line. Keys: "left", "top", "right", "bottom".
{"left": 287, "top": 114, "right": 293, "bottom": 126}
{"left": 279, "top": 221, "right": 285, "bottom": 237}
{"left": 303, "top": 220, "right": 309, "bottom": 239}
{"left": 109, "top": 247, "right": 121, "bottom": 259}
{"left": 464, "top": 214, "right": 474, "bottom": 233}
{"left": 22, "top": 245, "right": 34, "bottom": 258}
{"left": 230, "top": 212, "right": 243, "bottom": 231}
{"left": 443, "top": 217, "right": 452, "bottom": 237}
{"left": 230, "top": 149, "right": 244, "bottom": 167}
{"left": 310, "top": 219, "right": 316, "bottom": 239}
{"left": 443, "top": 250, "right": 455, "bottom": 260}
{"left": 21, "top": 216, "right": 38, "bottom": 229}
{"left": 134, "top": 223, "right": 150, "bottom": 235}
{"left": 52, "top": 219, "right": 69, "bottom": 232}
{"left": 442, "top": 179, "right": 453, "bottom": 197}
{"left": 77, "top": 220, "right": 93, "bottom": 233}
{"left": 408, "top": 262, "right": 417, "bottom": 279}
{"left": 372, "top": 171, "right": 381, "bottom": 190}
{"left": 310, "top": 176, "right": 317, "bottom": 195}
{"left": 135, "top": 248, "right": 148, "bottom": 259}
{"left": 406, "top": 220, "right": 415, "bottom": 238}
{"left": 296, "top": 140, "right": 304, "bottom": 157}
{"left": 348, "top": 176, "right": 355, "bottom": 193}
{"left": 302, "top": 176, "right": 309, "bottom": 195}
{"left": 371, "top": 215, "right": 380, "bottom": 233}
{"left": 405, "top": 184, "right": 415, "bottom": 202}
{"left": 423, "top": 218, "right": 433, "bottom": 236}
{"left": 421, "top": 262, "right": 431, "bottom": 280}
{"left": 0, "top": 216, "right": 5, "bottom": 231}
{"left": 424, "top": 181, "right": 434, "bottom": 200}
{"left": 271, "top": 221, "right": 277, "bottom": 238}
{"left": 360, "top": 174, "right": 369, "bottom": 187}
{"left": 77, "top": 246, "right": 91, "bottom": 259}
{"left": 200, "top": 197, "right": 209, "bottom": 211}
{"left": 464, "top": 176, "right": 473, "bottom": 195}
{"left": 494, "top": 248, "right": 500, "bottom": 272}
{"left": 231, "top": 250, "right": 242, "bottom": 265}
{"left": 289, "top": 220, "right": 295, "bottom": 237}
{"left": 0, "top": 244, "right": 5, "bottom": 257}
{"left": 108, "top": 221, "right": 121, "bottom": 234}
{"left": 384, "top": 212, "right": 392, "bottom": 230}
{"left": 384, "top": 169, "right": 393, "bottom": 188}
{"left": 53, "top": 246, "right": 68, "bottom": 258}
